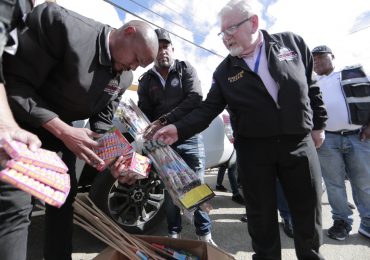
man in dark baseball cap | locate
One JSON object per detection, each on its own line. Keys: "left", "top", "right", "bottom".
{"left": 312, "top": 45, "right": 335, "bottom": 76}
{"left": 155, "top": 28, "right": 172, "bottom": 44}
{"left": 136, "top": 27, "right": 217, "bottom": 245}
{"left": 312, "top": 45, "right": 332, "bottom": 54}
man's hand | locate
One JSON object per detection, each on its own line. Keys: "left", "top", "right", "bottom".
{"left": 110, "top": 155, "right": 137, "bottom": 185}
{"left": 311, "top": 129, "right": 325, "bottom": 148}
{"left": 0, "top": 126, "right": 41, "bottom": 151}
{"left": 360, "top": 124, "right": 370, "bottom": 141}
{"left": 0, "top": 85, "right": 41, "bottom": 150}
{"left": 152, "top": 124, "right": 179, "bottom": 145}
{"left": 42, "top": 117, "right": 104, "bottom": 167}
{"left": 143, "top": 120, "right": 163, "bottom": 140}
{"left": 59, "top": 126, "right": 104, "bottom": 167}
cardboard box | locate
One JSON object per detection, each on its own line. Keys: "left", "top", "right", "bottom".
{"left": 93, "top": 235, "right": 235, "bottom": 260}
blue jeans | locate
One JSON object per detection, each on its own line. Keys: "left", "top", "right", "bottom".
{"left": 216, "top": 163, "right": 240, "bottom": 196}
{"left": 318, "top": 132, "right": 370, "bottom": 227}
{"left": 166, "top": 134, "right": 211, "bottom": 236}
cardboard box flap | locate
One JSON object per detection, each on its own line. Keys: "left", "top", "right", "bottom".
{"left": 94, "top": 235, "right": 235, "bottom": 260}
{"left": 136, "top": 235, "right": 235, "bottom": 260}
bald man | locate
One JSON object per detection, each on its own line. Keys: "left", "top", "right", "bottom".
{"left": 1, "top": 2, "right": 158, "bottom": 260}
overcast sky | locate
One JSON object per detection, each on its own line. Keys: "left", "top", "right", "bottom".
{"left": 49, "top": 0, "right": 370, "bottom": 93}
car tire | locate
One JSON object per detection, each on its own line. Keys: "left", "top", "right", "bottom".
{"left": 88, "top": 168, "right": 168, "bottom": 234}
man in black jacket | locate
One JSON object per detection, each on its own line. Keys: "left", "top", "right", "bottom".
{"left": 0, "top": 2, "right": 42, "bottom": 260}
{"left": 153, "top": 0, "right": 327, "bottom": 259}
{"left": 1, "top": 2, "right": 158, "bottom": 260}
{"left": 137, "top": 28, "right": 215, "bottom": 245}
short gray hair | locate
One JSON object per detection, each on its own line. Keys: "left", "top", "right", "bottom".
{"left": 218, "top": 0, "right": 261, "bottom": 20}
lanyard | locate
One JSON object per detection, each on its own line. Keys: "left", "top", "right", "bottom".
{"left": 253, "top": 45, "right": 263, "bottom": 73}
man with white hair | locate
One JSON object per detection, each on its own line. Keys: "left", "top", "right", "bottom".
{"left": 153, "top": 0, "right": 327, "bottom": 259}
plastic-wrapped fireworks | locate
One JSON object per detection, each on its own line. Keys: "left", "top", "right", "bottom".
{"left": 115, "top": 97, "right": 214, "bottom": 210}
{"left": 0, "top": 139, "right": 70, "bottom": 208}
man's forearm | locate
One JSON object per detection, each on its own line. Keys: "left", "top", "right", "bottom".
{"left": 42, "top": 116, "right": 71, "bottom": 139}
{"left": 0, "top": 84, "right": 18, "bottom": 128}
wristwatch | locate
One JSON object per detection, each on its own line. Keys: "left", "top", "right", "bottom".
{"left": 158, "top": 116, "right": 168, "bottom": 126}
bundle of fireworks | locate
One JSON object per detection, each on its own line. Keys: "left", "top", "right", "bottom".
{"left": 73, "top": 195, "right": 169, "bottom": 260}
{"left": 0, "top": 139, "right": 70, "bottom": 207}
{"left": 114, "top": 98, "right": 214, "bottom": 210}
{"left": 75, "top": 196, "right": 232, "bottom": 260}
{"left": 93, "top": 127, "right": 134, "bottom": 171}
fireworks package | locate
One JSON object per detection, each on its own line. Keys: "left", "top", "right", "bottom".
{"left": 0, "top": 139, "right": 70, "bottom": 207}
{"left": 115, "top": 97, "right": 215, "bottom": 212}
{"left": 93, "top": 127, "right": 151, "bottom": 180}
{"left": 93, "top": 127, "right": 134, "bottom": 171}
{"left": 118, "top": 152, "right": 151, "bottom": 179}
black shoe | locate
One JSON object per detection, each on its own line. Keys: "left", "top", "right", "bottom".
{"left": 282, "top": 218, "right": 294, "bottom": 238}
{"left": 215, "top": 184, "right": 228, "bottom": 192}
{"left": 240, "top": 215, "right": 248, "bottom": 223}
{"left": 327, "top": 220, "right": 352, "bottom": 241}
{"left": 231, "top": 194, "right": 245, "bottom": 205}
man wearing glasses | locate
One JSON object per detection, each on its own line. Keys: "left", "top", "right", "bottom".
{"left": 152, "top": 0, "right": 327, "bottom": 259}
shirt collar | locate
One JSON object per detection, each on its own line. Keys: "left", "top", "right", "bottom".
{"left": 316, "top": 68, "right": 339, "bottom": 81}
{"left": 98, "top": 26, "right": 114, "bottom": 67}
{"left": 152, "top": 61, "right": 175, "bottom": 87}
{"left": 106, "top": 30, "right": 112, "bottom": 61}
{"left": 239, "top": 30, "right": 264, "bottom": 59}
{"left": 4, "top": 29, "right": 18, "bottom": 55}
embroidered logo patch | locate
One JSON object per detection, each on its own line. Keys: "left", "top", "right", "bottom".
{"left": 171, "top": 78, "right": 180, "bottom": 87}
{"left": 103, "top": 78, "right": 121, "bottom": 96}
{"left": 277, "top": 47, "right": 298, "bottom": 61}
{"left": 228, "top": 70, "right": 244, "bottom": 83}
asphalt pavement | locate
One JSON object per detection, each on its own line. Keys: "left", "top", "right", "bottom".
{"left": 28, "top": 169, "right": 370, "bottom": 260}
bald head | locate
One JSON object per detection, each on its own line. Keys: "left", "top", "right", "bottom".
{"left": 109, "top": 20, "right": 158, "bottom": 73}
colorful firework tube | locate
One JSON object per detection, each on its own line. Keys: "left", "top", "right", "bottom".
{"left": 151, "top": 243, "right": 187, "bottom": 260}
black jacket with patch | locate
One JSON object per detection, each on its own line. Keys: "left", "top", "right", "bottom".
{"left": 175, "top": 30, "right": 327, "bottom": 140}
{"left": 3, "top": 2, "right": 133, "bottom": 132}
{"left": 138, "top": 59, "right": 202, "bottom": 123}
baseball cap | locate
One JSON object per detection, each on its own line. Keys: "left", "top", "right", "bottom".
{"left": 312, "top": 45, "right": 332, "bottom": 54}
{"left": 155, "top": 28, "right": 172, "bottom": 43}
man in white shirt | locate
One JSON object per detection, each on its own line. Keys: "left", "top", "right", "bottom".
{"left": 313, "top": 45, "right": 370, "bottom": 241}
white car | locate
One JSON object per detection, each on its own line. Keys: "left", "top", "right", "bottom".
{"left": 74, "top": 90, "right": 236, "bottom": 234}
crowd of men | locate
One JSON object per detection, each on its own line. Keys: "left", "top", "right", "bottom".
{"left": 0, "top": 0, "right": 369, "bottom": 260}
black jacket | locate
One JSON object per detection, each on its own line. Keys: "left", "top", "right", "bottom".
{"left": 3, "top": 2, "right": 133, "bottom": 132}
{"left": 175, "top": 30, "right": 327, "bottom": 140}
{"left": 137, "top": 60, "right": 202, "bottom": 123}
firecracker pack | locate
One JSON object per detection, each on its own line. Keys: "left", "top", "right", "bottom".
{"left": 119, "top": 152, "right": 151, "bottom": 179}
{"left": 93, "top": 127, "right": 134, "bottom": 171}
{"left": 115, "top": 98, "right": 215, "bottom": 211}
{"left": 1, "top": 138, "right": 68, "bottom": 173}
{"left": 0, "top": 139, "right": 70, "bottom": 208}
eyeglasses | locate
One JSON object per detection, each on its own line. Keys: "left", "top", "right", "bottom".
{"left": 218, "top": 17, "right": 251, "bottom": 38}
